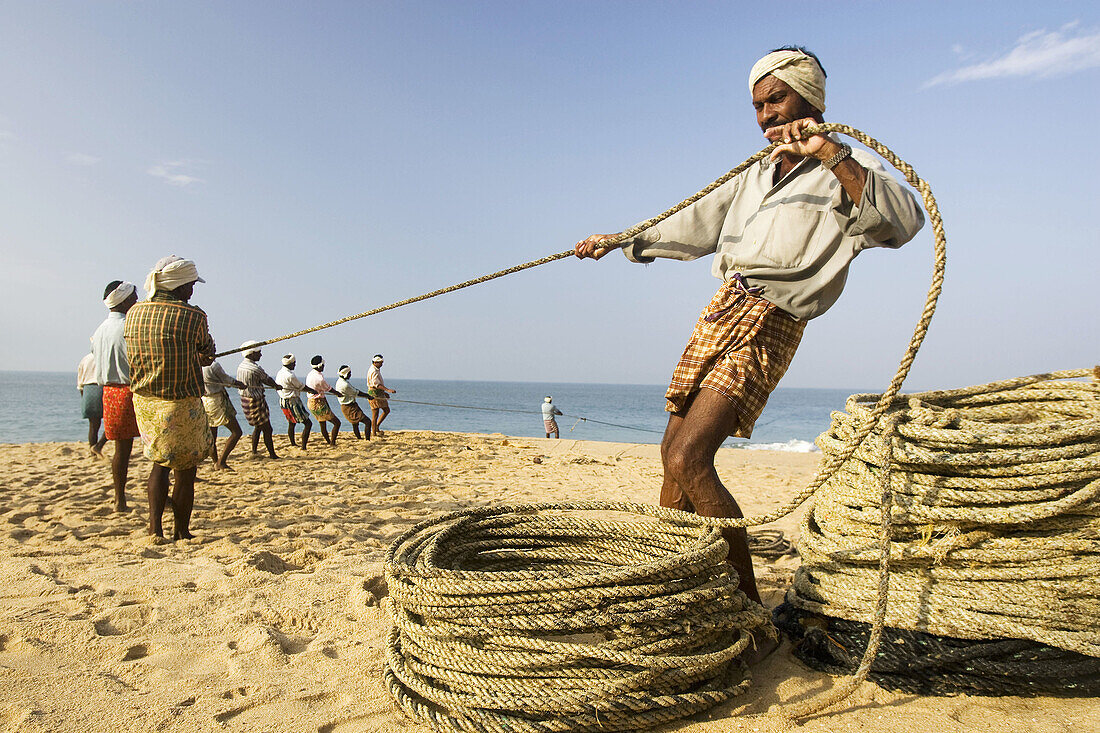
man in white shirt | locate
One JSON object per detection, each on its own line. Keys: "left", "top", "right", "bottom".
{"left": 366, "top": 354, "right": 396, "bottom": 438}
{"left": 202, "top": 360, "right": 246, "bottom": 469}
{"left": 275, "top": 354, "right": 317, "bottom": 451}
{"left": 91, "top": 280, "right": 140, "bottom": 511}
{"left": 574, "top": 47, "right": 924, "bottom": 615}
{"left": 333, "top": 365, "right": 372, "bottom": 441}
{"left": 305, "top": 355, "right": 341, "bottom": 446}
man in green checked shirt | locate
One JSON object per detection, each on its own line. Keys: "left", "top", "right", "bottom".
{"left": 125, "top": 256, "right": 216, "bottom": 541}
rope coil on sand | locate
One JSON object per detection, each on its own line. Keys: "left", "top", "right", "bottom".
{"left": 383, "top": 123, "right": 952, "bottom": 730}
{"left": 778, "top": 369, "right": 1100, "bottom": 694}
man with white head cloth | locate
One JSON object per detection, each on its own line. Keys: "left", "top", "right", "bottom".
{"left": 575, "top": 47, "right": 925, "bottom": 623}
{"left": 236, "top": 341, "right": 280, "bottom": 459}
{"left": 125, "top": 256, "right": 215, "bottom": 540}
{"left": 91, "top": 279, "right": 140, "bottom": 511}
{"left": 275, "top": 354, "right": 317, "bottom": 451}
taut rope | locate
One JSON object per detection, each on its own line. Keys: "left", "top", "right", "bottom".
{"left": 213, "top": 123, "right": 941, "bottom": 360}
{"left": 384, "top": 123, "right": 951, "bottom": 731}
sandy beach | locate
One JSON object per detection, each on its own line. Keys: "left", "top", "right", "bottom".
{"left": 0, "top": 432, "right": 1094, "bottom": 733}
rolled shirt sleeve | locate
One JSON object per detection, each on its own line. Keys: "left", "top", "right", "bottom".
{"left": 841, "top": 150, "right": 925, "bottom": 250}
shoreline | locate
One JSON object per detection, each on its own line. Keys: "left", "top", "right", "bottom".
{"left": 0, "top": 433, "right": 1093, "bottom": 732}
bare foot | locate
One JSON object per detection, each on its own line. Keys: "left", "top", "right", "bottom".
{"left": 216, "top": 463, "right": 235, "bottom": 472}
{"left": 114, "top": 501, "right": 128, "bottom": 513}
{"left": 173, "top": 529, "right": 194, "bottom": 541}
{"left": 90, "top": 446, "right": 105, "bottom": 459}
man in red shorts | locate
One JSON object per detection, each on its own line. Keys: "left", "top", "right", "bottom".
{"left": 91, "top": 280, "right": 140, "bottom": 511}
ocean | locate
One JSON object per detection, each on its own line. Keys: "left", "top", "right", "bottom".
{"left": 0, "top": 370, "right": 859, "bottom": 451}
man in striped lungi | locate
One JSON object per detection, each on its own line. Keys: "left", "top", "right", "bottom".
{"left": 236, "top": 342, "right": 279, "bottom": 459}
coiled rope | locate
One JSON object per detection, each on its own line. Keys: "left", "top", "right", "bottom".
{"left": 384, "top": 123, "right": 950, "bottom": 731}
{"left": 778, "top": 369, "right": 1100, "bottom": 694}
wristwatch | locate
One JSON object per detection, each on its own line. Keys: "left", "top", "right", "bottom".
{"left": 822, "top": 143, "right": 852, "bottom": 170}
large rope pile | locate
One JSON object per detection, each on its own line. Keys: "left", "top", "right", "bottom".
{"left": 385, "top": 503, "right": 771, "bottom": 732}
{"left": 383, "top": 122, "right": 949, "bottom": 731}
{"left": 780, "top": 368, "right": 1100, "bottom": 695}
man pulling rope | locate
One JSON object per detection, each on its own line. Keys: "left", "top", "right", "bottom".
{"left": 574, "top": 46, "right": 925, "bottom": 627}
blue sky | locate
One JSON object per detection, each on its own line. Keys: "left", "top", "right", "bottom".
{"left": 2, "top": 2, "right": 1098, "bottom": 390}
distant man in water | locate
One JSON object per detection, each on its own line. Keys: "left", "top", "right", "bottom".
{"left": 202, "top": 359, "right": 246, "bottom": 470}
{"left": 575, "top": 47, "right": 924, "bottom": 609}
{"left": 91, "top": 280, "right": 140, "bottom": 511}
{"left": 367, "top": 354, "right": 396, "bottom": 437}
{"left": 334, "top": 365, "right": 372, "bottom": 441}
{"left": 77, "top": 348, "right": 107, "bottom": 457}
{"left": 125, "top": 256, "right": 215, "bottom": 540}
{"left": 542, "top": 396, "right": 563, "bottom": 439}
{"left": 275, "top": 354, "right": 317, "bottom": 451}
{"left": 305, "top": 355, "right": 341, "bottom": 446}
{"left": 236, "top": 342, "right": 279, "bottom": 459}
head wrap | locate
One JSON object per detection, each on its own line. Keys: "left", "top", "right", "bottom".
{"left": 281, "top": 354, "right": 295, "bottom": 367}
{"left": 545, "top": 396, "right": 552, "bottom": 403}
{"left": 338, "top": 366, "right": 351, "bottom": 379}
{"left": 103, "top": 282, "right": 136, "bottom": 309}
{"left": 241, "top": 340, "right": 262, "bottom": 358}
{"left": 311, "top": 355, "right": 324, "bottom": 369}
{"left": 749, "top": 50, "right": 826, "bottom": 113}
{"left": 372, "top": 355, "right": 383, "bottom": 364}
{"left": 143, "top": 255, "right": 205, "bottom": 297}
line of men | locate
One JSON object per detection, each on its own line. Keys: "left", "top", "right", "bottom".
{"left": 84, "top": 256, "right": 395, "bottom": 540}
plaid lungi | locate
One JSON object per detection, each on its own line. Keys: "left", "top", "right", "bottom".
{"left": 367, "top": 391, "right": 389, "bottom": 410}
{"left": 341, "top": 402, "right": 367, "bottom": 423}
{"left": 201, "top": 392, "right": 236, "bottom": 428}
{"left": 239, "top": 389, "right": 270, "bottom": 427}
{"left": 133, "top": 394, "right": 213, "bottom": 470}
{"left": 102, "top": 384, "right": 141, "bottom": 440}
{"left": 308, "top": 395, "right": 337, "bottom": 422}
{"left": 544, "top": 417, "right": 559, "bottom": 433}
{"left": 666, "top": 278, "right": 805, "bottom": 438}
{"left": 280, "top": 396, "right": 311, "bottom": 425}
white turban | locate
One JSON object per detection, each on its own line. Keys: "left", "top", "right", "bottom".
{"left": 372, "top": 355, "right": 383, "bottom": 364}
{"left": 143, "top": 255, "right": 205, "bottom": 297}
{"left": 282, "top": 354, "right": 295, "bottom": 366}
{"left": 545, "top": 396, "right": 552, "bottom": 403}
{"left": 338, "top": 366, "right": 351, "bottom": 379}
{"left": 749, "top": 50, "right": 826, "bottom": 113}
{"left": 103, "top": 282, "right": 136, "bottom": 309}
{"left": 241, "top": 340, "right": 262, "bottom": 357}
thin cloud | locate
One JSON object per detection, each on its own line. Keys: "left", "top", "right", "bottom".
{"left": 66, "top": 152, "right": 102, "bottom": 166}
{"left": 925, "top": 22, "right": 1100, "bottom": 87}
{"left": 147, "top": 159, "right": 205, "bottom": 187}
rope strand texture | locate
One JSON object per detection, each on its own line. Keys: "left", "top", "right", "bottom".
{"left": 384, "top": 124, "right": 950, "bottom": 730}
{"left": 789, "top": 369, "right": 1100, "bottom": 657}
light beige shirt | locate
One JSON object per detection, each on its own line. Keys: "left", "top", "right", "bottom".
{"left": 621, "top": 142, "right": 924, "bottom": 320}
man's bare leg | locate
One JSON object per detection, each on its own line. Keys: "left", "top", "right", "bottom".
{"left": 660, "top": 389, "right": 760, "bottom": 604}
{"left": 288, "top": 422, "right": 298, "bottom": 447}
{"left": 329, "top": 417, "right": 340, "bottom": 446}
{"left": 260, "top": 423, "right": 278, "bottom": 458}
{"left": 319, "top": 421, "right": 331, "bottom": 444}
{"left": 373, "top": 406, "right": 390, "bottom": 436}
{"left": 111, "top": 438, "right": 133, "bottom": 511}
{"left": 351, "top": 421, "right": 362, "bottom": 440}
{"left": 147, "top": 463, "right": 171, "bottom": 537}
{"left": 217, "top": 418, "right": 243, "bottom": 469}
{"left": 251, "top": 426, "right": 261, "bottom": 454}
{"left": 209, "top": 427, "right": 220, "bottom": 466}
{"left": 300, "top": 421, "right": 311, "bottom": 451}
{"left": 171, "top": 467, "right": 197, "bottom": 540}
{"left": 88, "top": 418, "right": 106, "bottom": 456}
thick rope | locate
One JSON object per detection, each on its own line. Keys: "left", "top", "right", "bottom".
{"left": 787, "top": 371, "right": 1100, "bottom": 655}
{"left": 384, "top": 123, "right": 950, "bottom": 731}
{"left": 214, "top": 123, "right": 940, "bottom": 360}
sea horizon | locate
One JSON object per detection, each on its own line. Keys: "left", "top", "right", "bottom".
{"left": 1, "top": 370, "right": 873, "bottom": 451}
